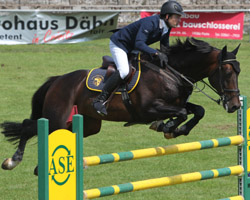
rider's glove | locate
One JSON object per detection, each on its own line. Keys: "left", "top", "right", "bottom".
{"left": 152, "top": 51, "right": 168, "bottom": 68}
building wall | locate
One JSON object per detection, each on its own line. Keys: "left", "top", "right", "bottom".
{"left": 0, "top": 0, "right": 249, "bottom": 33}
{"left": 1, "top": 0, "right": 250, "bottom": 8}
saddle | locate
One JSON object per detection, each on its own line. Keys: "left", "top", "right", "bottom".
{"left": 101, "top": 56, "right": 136, "bottom": 85}
{"left": 86, "top": 54, "right": 141, "bottom": 122}
{"left": 86, "top": 55, "right": 141, "bottom": 94}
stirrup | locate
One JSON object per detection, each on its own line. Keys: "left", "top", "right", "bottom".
{"left": 93, "top": 100, "right": 108, "bottom": 116}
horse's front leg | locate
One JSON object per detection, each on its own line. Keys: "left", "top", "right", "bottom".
{"left": 172, "top": 102, "right": 205, "bottom": 137}
{"left": 147, "top": 102, "right": 188, "bottom": 138}
{"left": 150, "top": 117, "right": 187, "bottom": 136}
{"left": 150, "top": 102, "right": 204, "bottom": 139}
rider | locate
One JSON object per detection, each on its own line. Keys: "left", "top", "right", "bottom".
{"left": 93, "top": 0, "right": 184, "bottom": 116}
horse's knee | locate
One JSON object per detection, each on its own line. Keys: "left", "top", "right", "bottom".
{"left": 186, "top": 103, "right": 205, "bottom": 119}
{"left": 178, "top": 108, "right": 188, "bottom": 120}
{"left": 194, "top": 106, "right": 205, "bottom": 119}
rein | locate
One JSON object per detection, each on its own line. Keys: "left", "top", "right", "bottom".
{"left": 143, "top": 59, "right": 221, "bottom": 104}
{"left": 166, "top": 63, "right": 223, "bottom": 104}
{"left": 142, "top": 55, "right": 239, "bottom": 106}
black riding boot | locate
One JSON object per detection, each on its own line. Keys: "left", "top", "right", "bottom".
{"left": 93, "top": 71, "right": 123, "bottom": 116}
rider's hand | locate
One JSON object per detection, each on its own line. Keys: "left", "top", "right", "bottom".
{"left": 153, "top": 51, "right": 168, "bottom": 68}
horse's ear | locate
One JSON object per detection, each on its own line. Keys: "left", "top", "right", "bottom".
{"left": 221, "top": 45, "right": 227, "bottom": 59}
{"left": 160, "top": 44, "right": 168, "bottom": 53}
{"left": 231, "top": 43, "right": 241, "bottom": 55}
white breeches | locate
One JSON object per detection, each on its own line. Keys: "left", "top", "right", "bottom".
{"left": 109, "top": 40, "right": 130, "bottom": 79}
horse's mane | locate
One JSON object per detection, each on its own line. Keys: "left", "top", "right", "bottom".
{"left": 166, "top": 37, "right": 214, "bottom": 55}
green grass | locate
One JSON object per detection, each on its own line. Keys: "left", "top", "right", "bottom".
{"left": 0, "top": 35, "right": 250, "bottom": 200}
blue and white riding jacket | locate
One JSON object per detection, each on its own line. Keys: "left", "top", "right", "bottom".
{"left": 110, "top": 14, "right": 171, "bottom": 55}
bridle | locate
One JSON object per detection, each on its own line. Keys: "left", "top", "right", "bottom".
{"left": 142, "top": 49, "right": 240, "bottom": 106}
{"left": 201, "top": 51, "right": 240, "bottom": 105}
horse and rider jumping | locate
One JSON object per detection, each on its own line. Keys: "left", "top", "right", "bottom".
{"left": 1, "top": 1, "right": 241, "bottom": 174}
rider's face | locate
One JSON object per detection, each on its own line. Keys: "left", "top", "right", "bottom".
{"left": 165, "top": 14, "right": 181, "bottom": 28}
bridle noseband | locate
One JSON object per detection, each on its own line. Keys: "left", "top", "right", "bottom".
{"left": 207, "top": 52, "right": 240, "bottom": 105}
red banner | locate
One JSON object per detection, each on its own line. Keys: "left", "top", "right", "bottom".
{"left": 140, "top": 12, "right": 244, "bottom": 40}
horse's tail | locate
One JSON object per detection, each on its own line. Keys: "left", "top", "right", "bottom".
{"left": 0, "top": 119, "right": 37, "bottom": 145}
{"left": 1, "top": 76, "right": 60, "bottom": 145}
{"left": 0, "top": 121, "right": 22, "bottom": 145}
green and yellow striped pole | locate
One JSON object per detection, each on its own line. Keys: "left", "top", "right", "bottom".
{"left": 84, "top": 165, "right": 243, "bottom": 199}
{"left": 84, "top": 135, "right": 243, "bottom": 167}
{"left": 218, "top": 195, "right": 244, "bottom": 200}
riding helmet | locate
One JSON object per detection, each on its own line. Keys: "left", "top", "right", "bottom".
{"left": 160, "top": 1, "right": 185, "bottom": 16}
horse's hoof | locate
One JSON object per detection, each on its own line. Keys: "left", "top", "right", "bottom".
{"left": 149, "top": 120, "right": 163, "bottom": 132}
{"left": 83, "top": 158, "right": 88, "bottom": 169}
{"left": 1, "top": 158, "right": 20, "bottom": 170}
{"left": 34, "top": 166, "right": 38, "bottom": 176}
{"left": 164, "top": 133, "right": 174, "bottom": 139}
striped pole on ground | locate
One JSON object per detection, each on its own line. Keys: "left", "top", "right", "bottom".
{"left": 84, "top": 135, "right": 244, "bottom": 167}
{"left": 83, "top": 165, "right": 243, "bottom": 199}
{"left": 218, "top": 195, "right": 244, "bottom": 200}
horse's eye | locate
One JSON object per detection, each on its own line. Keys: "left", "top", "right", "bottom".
{"left": 224, "top": 70, "right": 232, "bottom": 78}
{"left": 223, "top": 65, "right": 233, "bottom": 77}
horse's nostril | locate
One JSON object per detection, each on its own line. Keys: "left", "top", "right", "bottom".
{"left": 231, "top": 105, "right": 240, "bottom": 112}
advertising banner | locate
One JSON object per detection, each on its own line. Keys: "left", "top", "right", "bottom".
{"left": 140, "top": 11, "right": 244, "bottom": 40}
{"left": 0, "top": 11, "right": 119, "bottom": 44}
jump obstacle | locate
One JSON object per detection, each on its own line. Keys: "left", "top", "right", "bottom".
{"left": 38, "top": 95, "right": 250, "bottom": 200}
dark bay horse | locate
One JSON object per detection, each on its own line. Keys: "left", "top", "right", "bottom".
{"left": 1, "top": 37, "right": 241, "bottom": 172}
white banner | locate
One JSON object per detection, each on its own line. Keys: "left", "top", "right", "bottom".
{"left": 0, "top": 11, "right": 119, "bottom": 44}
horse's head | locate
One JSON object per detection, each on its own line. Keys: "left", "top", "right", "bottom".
{"left": 159, "top": 38, "right": 241, "bottom": 113}
{"left": 208, "top": 45, "right": 241, "bottom": 113}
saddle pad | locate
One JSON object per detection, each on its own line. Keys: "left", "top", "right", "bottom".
{"left": 86, "top": 63, "right": 141, "bottom": 94}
